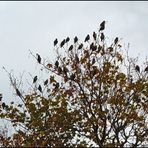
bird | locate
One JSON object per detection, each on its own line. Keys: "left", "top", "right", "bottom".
{"left": 99, "top": 21, "right": 105, "bottom": 31}
{"left": 100, "top": 33, "right": 105, "bottom": 41}
{"left": 60, "top": 39, "right": 65, "bottom": 47}
{"left": 74, "top": 36, "right": 78, "bottom": 43}
{"left": 93, "top": 32, "right": 97, "bottom": 40}
{"left": 90, "top": 43, "right": 97, "bottom": 51}
{"left": 144, "top": 66, "right": 148, "bottom": 72}
{"left": 68, "top": 45, "right": 73, "bottom": 51}
{"left": 38, "top": 85, "right": 42, "bottom": 93}
{"left": 58, "top": 66, "right": 62, "bottom": 74}
{"left": 33, "top": 76, "right": 38, "bottom": 83}
{"left": 84, "top": 34, "right": 90, "bottom": 42}
{"left": 78, "top": 43, "right": 83, "bottom": 50}
{"left": 70, "top": 73, "right": 75, "bottom": 81}
{"left": 16, "top": 88, "right": 22, "bottom": 98}
{"left": 55, "top": 83, "right": 59, "bottom": 89}
{"left": 114, "top": 37, "right": 118, "bottom": 45}
{"left": 135, "top": 65, "right": 140, "bottom": 73}
{"left": 65, "top": 37, "right": 70, "bottom": 43}
{"left": 54, "top": 38, "right": 58, "bottom": 46}
{"left": 2, "top": 102, "right": 5, "bottom": 109}
{"left": 44, "top": 79, "right": 48, "bottom": 86}
{"left": 36, "top": 54, "right": 41, "bottom": 64}
{"left": 55, "top": 61, "right": 59, "bottom": 68}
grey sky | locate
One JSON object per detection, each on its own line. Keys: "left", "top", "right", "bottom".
{"left": 0, "top": 1, "right": 148, "bottom": 103}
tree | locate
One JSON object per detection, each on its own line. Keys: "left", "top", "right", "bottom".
{"left": 0, "top": 21, "right": 148, "bottom": 147}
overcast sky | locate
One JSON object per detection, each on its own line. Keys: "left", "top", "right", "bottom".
{"left": 0, "top": 1, "right": 148, "bottom": 103}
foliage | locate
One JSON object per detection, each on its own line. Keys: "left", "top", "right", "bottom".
{"left": 0, "top": 21, "right": 148, "bottom": 147}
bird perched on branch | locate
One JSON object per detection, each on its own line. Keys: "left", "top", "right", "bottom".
{"left": 2, "top": 102, "right": 6, "bottom": 109}
{"left": 68, "top": 45, "right": 73, "bottom": 51}
{"left": 93, "top": 32, "right": 97, "bottom": 40}
{"left": 38, "top": 85, "right": 42, "bottom": 93}
{"left": 54, "top": 38, "right": 58, "bottom": 46}
{"left": 60, "top": 39, "right": 65, "bottom": 48}
{"left": 144, "top": 66, "right": 148, "bottom": 72}
{"left": 100, "top": 33, "right": 105, "bottom": 41}
{"left": 74, "top": 36, "right": 78, "bottom": 43}
{"left": 44, "top": 79, "right": 48, "bottom": 86}
{"left": 84, "top": 34, "right": 90, "bottom": 42}
{"left": 65, "top": 37, "right": 70, "bottom": 43}
{"left": 114, "top": 37, "right": 118, "bottom": 45}
{"left": 78, "top": 43, "right": 83, "bottom": 50}
{"left": 135, "top": 65, "right": 140, "bottom": 73}
{"left": 99, "top": 21, "right": 106, "bottom": 31}
{"left": 33, "top": 76, "right": 38, "bottom": 83}
{"left": 16, "top": 88, "right": 22, "bottom": 98}
{"left": 55, "top": 60, "right": 59, "bottom": 68}
{"left": 36, "top": 54, "right": 41, "bottom": 64}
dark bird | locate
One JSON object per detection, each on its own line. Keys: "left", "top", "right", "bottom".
{"left": 44, "top": 79, "right": 48, "bottom": 86}
{"left": 114, "top": 37, "right": 118, "bottom": 45}
{"left": 70, "top": 73, "right": 75, "bottom": 81}
{"left": 0, "top": 94, "right": 2, "bottom": 101}
{"left": 55, "top": 82, "right": 59, "bottom": 89}
{"left": 2, "top": 102, "right": 5, "bottom": 109}
{"left": 135, "top": 65, "right": 140, "bottom": 72}
{"left": 16, "top": 88, "right": 22, "bottom": 97}
{"left": 55, "top": 60, "right": 59, "bottom": 68}
{"left": 93, "top": 32, "right": 97, "bottom": 40}
{"left": 38, "top": 85, "right": 42, "bottom": 93}
{"left": 63, "top": 67, "right": 68, "bottom": 76}
{"left": 58, "top": 66, "right": 62, "bottom": 74}
{"left": 60, "top": 39, "right": 65, "bottom": 47}
{"left": 68, "top": 45, "right": 73, "bottom": 51}
{"left": 74, "top": 36, "right": 78, "bottom": 43}
{"left": 36, "top": 54, "right": 41, "bottom": 64}
{"left": 100, "top": 33, "right": 105, "bottom": 41}
{"left": 33, "top": 76, "right": 38, "bottom": 83}
{"left": 54, "top": 38, "right": 58, "bottom": 46}
{"left": 144, "top": 66, "right": 148, "bottom": 72}
{"left": 78, "top": 43, "right": 83, "bottom": 49}
{"left": 84, "top": 34, "right": 90, "bottom": 42}
{"left": 99, "top": 21, "right": 105, "bottom": 31}
{"left": 90, "top": 43, "right": 97, "bottom": 51}
{"left": 65, "top": 37, "right": 70, "bottom": 43}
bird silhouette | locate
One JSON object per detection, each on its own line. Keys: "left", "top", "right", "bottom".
{"left": 70, "top": 73, "right": 75, "bottom": 81}
{"left": 84, "top": 34, "right": 90, "bottom": 42}
{"left": 16, "top": 88, "right": 22, "bottom": 97}
{"left": 144, "top": 66, "right": 148, "bottom": 72}
{"left": 36, "top": 54, "right": 41, "bottom": 64}
{"left": 58, "top": 67, "right": 62, "bottom": 74}
{"left": 78, "top": 43, "right": 83, "bottom": 49}
{"left": 44, "top": 79, "right": 48, "bottom": 86}
{"left": 55, "top": 61, "right": 59, "bottom": 68}
{"left": 93, "top": 32, "right": 97, "bottom": 40}
{"left": 65, "top": 37, "right": 70, "bottom": 43}
{"left": 60, "top": 39, "right": 65, "bottom": 47}
{"left": 33, "top": 76, "right": 38, "bottom": 83}
{"left": 100, "top": 33, "right": 105, "bottom": 41}
{"left": 2, "top": 102, "right": 5, "bottom": 109}
{"left": 74, "top": 36, "right": 78, "bottom": 43}
{"left": 68, "top": 45, "right": 73, "bottom": 51}
{"left": 38, "top": 85, "right": 42, "bottom": 93}
{"left": 54, "top": 38, "right": 58, "bottom": 46}
{"left": 90, "top": 43, "right": 97, "bottom": 51}
{"left": 99, "top": 21, "right": 105, "bottom": 31}
{"left": 135, "top": 65, "right": 140, "bottom": 72}
{"left": 114, "top": 37, "right": 118, "bottom": 45}
{"left": 55, "top": 82, "right": 59, "bottom": 89}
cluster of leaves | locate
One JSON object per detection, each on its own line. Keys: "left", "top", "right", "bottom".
{"left": 0, "top": 21, "right": 148, "bottom": 147}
